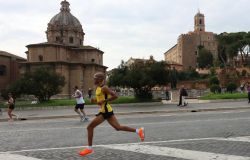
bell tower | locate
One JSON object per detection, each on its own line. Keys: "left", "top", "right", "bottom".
{"left": 194, "top": 10, "right": 205, "bottom": 32}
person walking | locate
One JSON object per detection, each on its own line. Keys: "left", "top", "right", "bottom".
{"left": 72, "top": 86, "right": 88, "bottom": 122}
{"left": 79, "top": 72, "right": 145, "bottom": 157}
{"left": 177, "top": 85, "right": 188, "bottom": 107}
{"left": 88, "top": 88, "right": 92, "bottom": 99}
{"left": 7, "top": 93, "right": 18, "bottom": 122}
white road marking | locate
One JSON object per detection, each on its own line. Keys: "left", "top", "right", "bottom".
{"left": 214, "top": 136, "right": 250, "bottom": 143}
{"left": 102, "top": 144, "right": 250, "bottom": 160}
{"left": 1, "top": 117, "right": 250, "bottom": 133}
{"left": 1, "top": 136, "right": 250, "bottom": 154}
{"left": 0, "top": 153, "right": 42, "bottom": 160}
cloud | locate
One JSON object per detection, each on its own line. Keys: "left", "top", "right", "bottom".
{"left": 0, "top": 0, "right": 250, "bottom": 69}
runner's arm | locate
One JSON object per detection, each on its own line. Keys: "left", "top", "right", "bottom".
{"left": 99, "top": 86, "right": 118, "bottom": 105}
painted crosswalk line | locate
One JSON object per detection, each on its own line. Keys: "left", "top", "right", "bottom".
{"left": 102, "top": 144, "right": 250, "bottom": 160}
{"left": 0, "top": 153, "right": 41, "bottom": 160}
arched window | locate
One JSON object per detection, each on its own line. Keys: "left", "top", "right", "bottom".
{"left": 56, "top": 36, "right": 60, "bottom": 42}
{"left": 39, "top": 55, "right": 43, "bottom": 61}
{"left": 69, "top": 37, "right": 74, "bottom": 43}
{"left": 199, "top": 19, "right": 202, "bottom": 25}
{"left": 0, "top": 65, "right": 6, "bottom": 76}
{"left": 91, "top": 59, "right": 95, "bottom": 63}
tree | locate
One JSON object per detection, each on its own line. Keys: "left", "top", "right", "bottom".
{"left": 7, "top": 68, "right": 65, "bottom": 102}
{"left": 197, "top": 47, "right": 214, "bottom": 69}
{"left": 209, "top": 76, "right": 219, "bottom": 85}
{"left": 108, "top": 61, "right": 170, "bottom": 100}
{"left": 217, "top": 32, "right": 250, "bottom": 66}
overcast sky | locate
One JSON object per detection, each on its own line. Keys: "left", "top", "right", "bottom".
{"left": 0, "top": 0, "right": 249, "bottom": 70}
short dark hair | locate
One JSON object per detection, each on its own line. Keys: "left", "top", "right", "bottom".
{"left": 74, "top": 86, "right": 78, "bottom": 89}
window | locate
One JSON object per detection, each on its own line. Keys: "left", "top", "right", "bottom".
{"left": 38, "top": 55, "right": 43, "bottom": 61}
{"left": 0, "top": 65, "right": 6, "bottom": 76}
{"left": 56, "top": 36, "right": 60, "bottom": 42}
{"left": 69, "top": 37, "right": 74, "bottom": 43}
{"left": 199, "top": 19, "right": 202, "bottom": 25}
{"left": 91, "top": 59, "right": 95, "bottom": 63}
{"left": 79, "top": 39, "right": 82, "bottom": 45}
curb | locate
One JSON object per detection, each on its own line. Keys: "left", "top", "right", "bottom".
{"left": 1, "top": 102, "right": 163, "bottom": 111}
{"left": 1, "top": 106, "right": 249, "bottom": 122}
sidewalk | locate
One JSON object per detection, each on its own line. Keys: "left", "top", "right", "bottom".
{"left": 0, "top": 100, "right": 249, "bottom": 122}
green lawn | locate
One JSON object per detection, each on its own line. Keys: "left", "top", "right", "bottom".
{"left": 200, "top": 92, "right": 248, "bottom": 100}
{"left": 0, "top": 96, "right": 157, "bottom": 108}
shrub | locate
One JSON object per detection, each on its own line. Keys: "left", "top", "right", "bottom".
{"left": 209, "top": 76, "right": 219, "bottom": 85}
{"left": 210, "top": 84, "right": 221, "bottom": 93}
{"left": 226, "top": 82, "right": 237, "bottom": 93}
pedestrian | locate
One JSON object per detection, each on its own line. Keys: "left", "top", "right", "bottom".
{"left": 247, "top": 83, "right": 250, "bottom": 104}
{"left": 177, "top": 85, "right": 188, "bottom": 107}
{"left": 79, "top": 72, "right": 145, "bottom": 157}
{"left": 7, "top": 93, "right": 18, "bottom": 122}
{"left": 88, "top": 88, "right": 92, "bottom": 99}
{"left": 72, "top": 86, "right": 88, "bottom": 122}
{"left": 165, "top": 86, "right": 170, "bottom": 100}
{"left": 240, "top": 83, "right": 245, "bottom": 93}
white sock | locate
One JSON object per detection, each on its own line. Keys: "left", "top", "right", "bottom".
{"left": 88, "top": 146, "right": 92, "bottom": 150}
{"left": 136, "top": 129, "right": 139, "bottom": 134}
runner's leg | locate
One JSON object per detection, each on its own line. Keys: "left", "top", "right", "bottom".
{"left": 87, "top": 115, "right": 105, "bottom": 146}
{"left": 107, "top": 115, "right": 135, "bottom": 132}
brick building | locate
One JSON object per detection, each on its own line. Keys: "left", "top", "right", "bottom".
{"left": 164, "top": 11, "right": 218, "bottom": 70}
{"left": 0, "top": 51, "right": 26, "bottom": 91}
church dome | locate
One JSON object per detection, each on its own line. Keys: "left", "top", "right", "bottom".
{"left": 48, "top": 1, "right": 82, "bottom": 28}
{"left": 46, "top": 0, "right": 85, "bottom": 46}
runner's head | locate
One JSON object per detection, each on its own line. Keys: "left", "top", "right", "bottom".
{"left": 93, "top": 72, "right": 105, "bottom": 85}
{"left": 74, "top": 86, "right": 78, "bottom": 91}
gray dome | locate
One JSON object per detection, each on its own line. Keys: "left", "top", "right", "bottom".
{"left": 48, "top": 0, "right": 82, "bottom": 28}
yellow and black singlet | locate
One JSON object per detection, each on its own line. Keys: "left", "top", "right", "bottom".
{"left": 95, "top": 86, "right": 113, "bottom": 113}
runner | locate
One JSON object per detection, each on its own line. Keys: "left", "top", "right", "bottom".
{"left": 7, "top": 93, "right": 18, "bottom": 122}
{"left": 79, "top": 72, "right": 145, "bottom": 156}
{"left": 72, "top": 86, "right": 88, "bottom": 122}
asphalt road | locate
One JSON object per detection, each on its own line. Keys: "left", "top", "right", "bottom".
{"left": 1, "top": 109, "right": 250, "bottom": 160}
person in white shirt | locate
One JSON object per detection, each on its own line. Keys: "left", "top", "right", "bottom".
{"left": 72, "top": 86, "right": 88, "bottom": 122}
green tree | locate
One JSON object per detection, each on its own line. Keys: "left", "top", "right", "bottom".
{"left": 108, "top": 61, "right": 170, "bottom": 100}
{"left": 7, "top": 68, "right": 65, "bottom": 102}
{"left": 217, "top": 32, "right": 250, "bottom": 66}
{"left": 209, "top": 76, "right": 219, "bottom": 85}
{"left": 197, "top": 47, "right": 214, "bottom": 69}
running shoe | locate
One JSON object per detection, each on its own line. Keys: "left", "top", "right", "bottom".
{"left": 79, "top": 148, "right": 93, "bottom": 156}
{"left": 138, "top": 127, "right": 145, "bottom": 141}
{"left": 80, "top": 116, "right": 84, "bottom": 122}
{"left": 83, "top": 117, "right": 89, "bottom": 122}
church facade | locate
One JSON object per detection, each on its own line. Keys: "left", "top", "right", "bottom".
{"left": 164, "top": 11, "right": 218, "bottom": 70}
{"left": 20, "top": 0, "right": 107, "bottom": 97}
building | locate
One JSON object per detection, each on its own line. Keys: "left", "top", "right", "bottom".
{"left": 0, "top": 51, "right": 26, "bottom": 91}
{"left": 124, "top": 56, "right": 156, "bottom": 67}
{"left": 20, "top": 0, "right": 107, "bottom": 97}
{"left": 164, "top": 11, "right": 218, "bottom": 70}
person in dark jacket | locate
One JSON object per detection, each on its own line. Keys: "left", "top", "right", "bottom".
{"left": 177, "top": 85, "right": 188, "bottom": 107}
